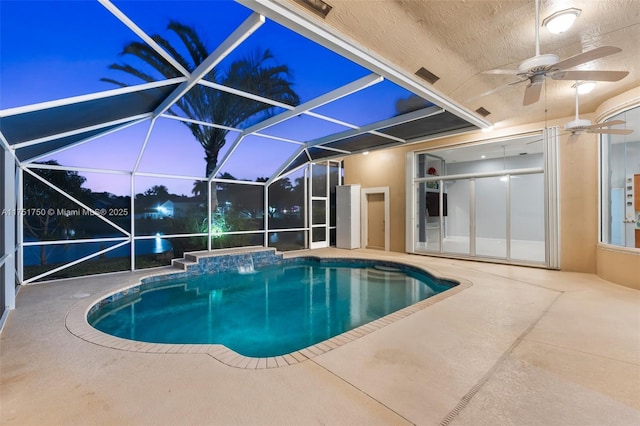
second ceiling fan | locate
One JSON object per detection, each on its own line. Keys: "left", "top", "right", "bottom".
{"left": 484, "top": 0, "right": 629, "bottom": 106}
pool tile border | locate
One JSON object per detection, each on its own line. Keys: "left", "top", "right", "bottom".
{"left": 65, "top": 250, "right": 472, "bottom": 369}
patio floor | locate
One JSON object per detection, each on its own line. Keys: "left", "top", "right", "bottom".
{"left": 1, "top": 248, "right": 639, "bottom": 425}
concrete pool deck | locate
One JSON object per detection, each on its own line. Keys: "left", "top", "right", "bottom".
{"left": 1, "top": 248, "right": 639, "bottom": 425}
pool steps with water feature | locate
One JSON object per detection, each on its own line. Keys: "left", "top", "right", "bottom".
{"left": 170, "top": 246, "right": 282, "bottom": 275}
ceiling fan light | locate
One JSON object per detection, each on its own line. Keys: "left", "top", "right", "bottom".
{"left": 573, "top": 81, "right": 596, "bottom": 94}
{"left": 543, "top": 8, "right": 581, "bottom": 34}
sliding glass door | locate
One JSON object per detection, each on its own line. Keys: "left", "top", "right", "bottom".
{"left": 407, "top": 131, "right": 558, "bottom": 267}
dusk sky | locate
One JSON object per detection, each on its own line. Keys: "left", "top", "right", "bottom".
{"left": 1, "top": 0, "right": 418, "bottom": 196}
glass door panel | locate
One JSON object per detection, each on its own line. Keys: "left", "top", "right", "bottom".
{"left": 312, "top": 163, "right": 327, "bottom": 197}
{"left": 443, "top": 179, "right": 470, "bottom": 255}
{"left": 329, "top": 162, "right": 340, "bottom": 246}
{"left": 415, "top": 185, "right": 440, "bottom": 252}
{"left": 475, "top": 176, "right": 506, "bottom": 258}
{"left": 311, "top": 199, "right": 327, "bottom": 225}
{"left": 510, "top": 173, "right": 545, "bottom": 262}
{"left": 411, "top": 131, "right": 556, "bottom": 267}
{"left": 312, "top": 227, "right": 327, "bottom": 243}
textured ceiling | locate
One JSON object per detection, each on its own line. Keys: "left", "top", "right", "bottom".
{"left": 287, "top": 0, "right": 640, "bottom": 129}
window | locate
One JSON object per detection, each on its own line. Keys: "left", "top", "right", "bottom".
{"left": 600, "top": 105, "right": 640, "bottom": 249}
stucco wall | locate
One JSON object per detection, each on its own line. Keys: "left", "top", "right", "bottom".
{"left": 344, "top": 148, "right": 407, "bottom": 252}
{"left": 596, "top": 245, "right": 640, "bottom": 290}
{"left": 559, "top": 129, "right": 599, "bottom": 272}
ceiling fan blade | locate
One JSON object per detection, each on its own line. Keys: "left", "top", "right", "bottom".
{"left": 465, "top": 79, "right": 528, "bottom": 103}
{"left": 523, "top": 82, "right": 542, "bottom": 106}
{"left": 552, "top": 46, "right": 622, "bottom": 70}
{"left": 483, "top": 69, "right": 520, "bottom": 75}
{"left": 588, "top": 128, "right": 633, "bottom": 135}
{"left": 551, "top": 70, "right": 629, "bottom": 82}
{"left": 587, "top": 120, "right": 626, "bottom": 129}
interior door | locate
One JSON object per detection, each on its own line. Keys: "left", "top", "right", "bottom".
{"left": 366, "top": 193, "right": 385, "bottom": 249}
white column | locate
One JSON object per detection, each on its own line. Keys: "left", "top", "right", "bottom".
{"left": 4, "top": 149, "right": 16, "bottom": 310}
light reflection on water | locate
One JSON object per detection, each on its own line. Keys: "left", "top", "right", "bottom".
{"left": 23, "top": 236, "right": 172, "bottom": 266}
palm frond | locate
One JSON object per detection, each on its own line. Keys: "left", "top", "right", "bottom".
{"left": 168, "top": 21, "right": 209, "bottom": 70}
{"left": 106, "top": 63, "right": 156, "bottom": 83}
{"left": 119, "top": 41, "right": 179, "bottom": 79}
{"left": 153, "top": 34, "right": 194, "bottom": 75}
{"left": 99, "top": 77, "right": 128, "bottom": 88}
{"left": 102, "top": 22, "right": 300, "bottom": 176}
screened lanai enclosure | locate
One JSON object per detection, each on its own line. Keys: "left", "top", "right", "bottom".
{"left": 0, "top": 0, "right": 489, "bottom": 319}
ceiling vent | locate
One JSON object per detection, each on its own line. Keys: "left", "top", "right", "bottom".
{"left": 475, "top": 107, "right": 491, "bottom": 117}
{"left": 293, "top": 0, "right": 332, "bottom": 18}
{"left": 415, "top": 67, "right": 440, "bottom": 84}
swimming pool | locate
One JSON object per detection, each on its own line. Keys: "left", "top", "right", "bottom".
{"left": 88, "top": 257, "right": 457, "bottom": 358}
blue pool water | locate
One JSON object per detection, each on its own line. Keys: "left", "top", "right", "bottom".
{"left": 89, "top": 260, "right": 454, "bottom": 357}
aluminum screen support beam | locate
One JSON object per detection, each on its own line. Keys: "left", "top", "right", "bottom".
{"left": 242, "top": 73, "right": 382, "bottom": 135}
{"left": 22, "top": 168, "right": 131, "bottom": 237}
{"left": 198, "top": 80, "right": 295, "bottom": 111}
{"left": 98, "top": 0, "right": 191, "bottom": 77}
{"left": 266, "top": 146, "right": 306, "bottom": 185}
{"left": 153, "top": 13, "right": 265, "bottom": 118}
{"left": 212, "top": 73, "right": 382, "bottom": 181}
{"left": 305, "top": 105, "right": 443, "bottom": 149}
{"left": 133, "top": 118, "right": 158, "bottom": 174}
{"left": 208, "top": 133, "right": 246, "bottom": 181}
{"left": 0, "top": 79, "right": 186, "bottom": 119}
{"left": 13, "top": 114, "right": 151, "bottom": 151}
{"left": 240, "top": 0, "right": 491, "bottom": 130}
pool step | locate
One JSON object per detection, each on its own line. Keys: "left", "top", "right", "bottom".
{"left": 171, "top": 258, "right": 198, "bottom": 271}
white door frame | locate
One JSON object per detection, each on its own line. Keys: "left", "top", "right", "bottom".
{"left": 309, "top": 162, "right": 329, "bottom": 249}
{"left": 361, "top": 186, "right": 390, "bottom": 251}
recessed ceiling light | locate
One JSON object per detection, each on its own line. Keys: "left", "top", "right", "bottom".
{"left": 362, "top": 151, "right": 369, "bottom": 155}
{"left": 482, "top": 125, "right": 494, "bottom": 133}
{"left": 572, "top": 81, "right": 596, "bottom": 95}
{"left": 481, "top": 155, "right": 486, "bottom": 159}
{"left": 543, "top": 8, "right": 581, "bottom": 34}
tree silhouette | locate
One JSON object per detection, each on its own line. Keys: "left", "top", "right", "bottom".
{"left": 23, "top": 161, "right": 89, "bottom": 265}
{"left": 143, "top": 185, "right": 170, "bottom": 198}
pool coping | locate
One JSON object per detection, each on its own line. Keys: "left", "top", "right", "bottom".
{"left": 65, "top": 252, "right": 472, "bottom": 369}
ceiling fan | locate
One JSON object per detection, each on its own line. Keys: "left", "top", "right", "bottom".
{"left": 565, "top": 82, "right": 633, "bottom": 135}
{"left": 482, "top": 0, "right": 629, "bottom": 106}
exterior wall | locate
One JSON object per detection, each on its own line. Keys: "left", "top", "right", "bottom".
{"left": 344, "top": 149, "right": 407, "bottom": 252}
{"left": 344, "top": 116, "right": 599, "bottom": 274}
{"left": 594, "top": 87, "right": 640, "bottom": 288}
{"left": 559, "top": 129, "right": 599, "bottom": 272}
{"left": 596, "top": 245, "right": 640, "bottom": 290}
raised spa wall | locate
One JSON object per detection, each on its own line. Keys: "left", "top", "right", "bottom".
{"left": 170, "top": 247, "right": 283, "bottom": 276}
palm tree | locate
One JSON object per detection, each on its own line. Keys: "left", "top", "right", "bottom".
{"left": 102, "top": 21, "right": 300, "bottom": 209}
{"left": 191, "top": 180, "right": 208, "bottom": 199}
